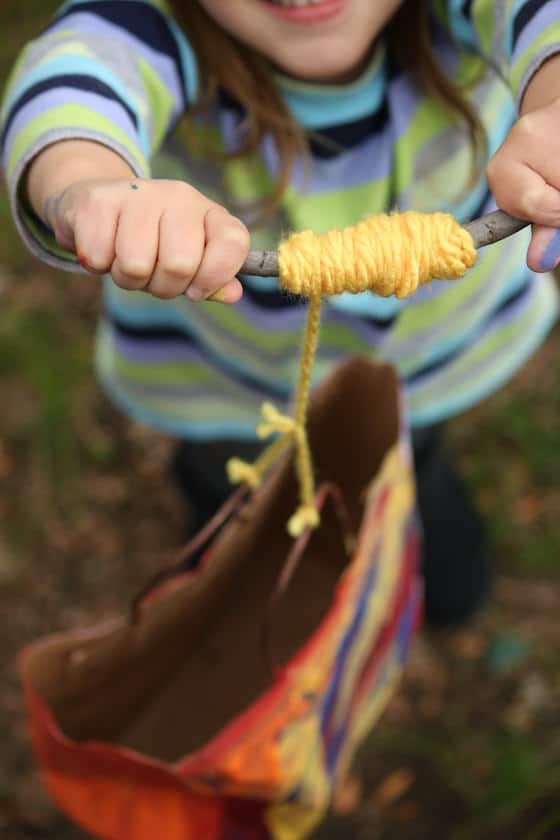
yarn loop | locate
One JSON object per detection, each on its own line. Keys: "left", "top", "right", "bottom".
{"left": 227, "top": 212, "right": 477, "bottom": 537}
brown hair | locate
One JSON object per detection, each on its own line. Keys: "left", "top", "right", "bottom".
{"left": 169, "top": 1, "right": 485, "bottom": 223}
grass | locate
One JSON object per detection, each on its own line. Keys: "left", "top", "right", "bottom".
{"left": 448, "top": 336, "right": 560, "bottom": 577}
{"left": 0, "top": 305, "right": 90, "bottom": 482}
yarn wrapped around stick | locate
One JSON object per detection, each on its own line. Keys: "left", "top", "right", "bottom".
{"left": 277, "top": 211, "right": 476, "bottom": 298}
{"left": 228, "top": 211, "right": 477, "bottom": 536}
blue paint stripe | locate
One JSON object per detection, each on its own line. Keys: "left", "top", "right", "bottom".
{"left": 321, "top": 554, "right": 380, "bottom": 771}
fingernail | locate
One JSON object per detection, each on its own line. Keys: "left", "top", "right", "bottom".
{"left": 186, "top": 286, "right": 204, "bottom": 301}
{"left": 539, "top": 228, "right": 560, "bottom": 271}
{"left": 76, "top": 250, "right": 91, "bottom": 270}
{"left": 208, "top": 287, "right": 228, "bottom": 303}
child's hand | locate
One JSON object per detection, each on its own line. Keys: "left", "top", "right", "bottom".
{"left": 487, "top": 65, "right": 560, "bottom": 274}
{"left": 46, "top": 178, "right": 250, "bottom": 303}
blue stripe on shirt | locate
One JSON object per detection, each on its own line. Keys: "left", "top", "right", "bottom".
{"left": 0, "top": 74, "right": 138, "bottom": 150}
{"left": 53, "top": 0, "right": 194, "bottom": 103}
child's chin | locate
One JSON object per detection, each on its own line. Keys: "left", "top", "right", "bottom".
{"left": 274, "top": 47, "right": 371, "bottom": 85}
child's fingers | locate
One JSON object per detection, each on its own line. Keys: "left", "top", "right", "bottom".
{"left": 111, "top": 201, "right": 161, "bottom": 291}
{"left": 73, "top": 202, "right": 119, "bottom": 273}
{"left": 186, "top": 206, "right": 249, "bottom": 302}
{"left": 146, "top": 207, "right": 205, "bottom": 298}
{"left": 488, "top": 159, "right": 560, "bottom": 227}
{"left": 45, "top": 190, "right": 76, "bottom": 252}
{"left": 526, "top": 223, "right": 560, "bottom": 272}
{"left": 208, "top": 277, "right": 243, "bottom": 304}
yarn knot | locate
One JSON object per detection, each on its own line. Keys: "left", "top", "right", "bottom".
{"left": 288, "top": 504, "right": 321, "bottom": 539}
{"left": 228, "top": 211, "right": 478, "bottom": 539}
{"left": 226, "top": 457, "right": 262, "bottom": 490}
{"left": 256, "top": 402, "right": 296, "bottom": 438}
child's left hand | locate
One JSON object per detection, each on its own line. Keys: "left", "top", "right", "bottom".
{"left": 486, "top": 58, "right": 560, "bottom": 274}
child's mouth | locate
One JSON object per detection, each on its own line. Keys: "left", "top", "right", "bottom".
{"left": 261, "top": 0, "right": 347, "bottom": 24}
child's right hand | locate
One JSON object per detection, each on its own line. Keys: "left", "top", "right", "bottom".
{"left": 45, "top": 177, "right": 250, "bottom": 304}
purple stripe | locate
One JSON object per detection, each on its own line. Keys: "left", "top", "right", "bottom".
{"left": 110, "top": 319, "right": 341, "bottom": 370}
{"left": 512, "top": 2, "right": 560, "bottom": 63}
{"left": 235, "top": 292, "right": 308, "bottom": 331}
{"left": 381, "top": 268, "right": 528, "bottom": 364}
{"left": 116, "top": 376, "right": 272, "bottom": 406}
{"left": 3, "top": 87, "right": 139, "bottom": 159}
{"left": 111, "top": 328, "right": 201, "bottom": 363}
{"left": 197, "top": 19, "right": 458, "bottom": 193}
{"left": 261, "top": 131, "right": 393, "bottom": 194}
{"left": 321, "top": 552, "right": 380, "bottom": 772}
{"left": 386, "top": 73, "right": 421, "bottom": 142}
{"left": 220, "top": 73, "right": 421, "bottom": 193}
{"left": 326, "top": 305, "right": 391, "bottom": 344}
{"left": 46, "top": 11, "right": 184, "bottom": 118}
{"left": 539, "top": 228, "right": 560, "bottom": 271}
{"left": 405, "top": 277, "right": 544, "bottom": 394}
{"left": 239, "top": 290, "right": 398, "bottom": 346}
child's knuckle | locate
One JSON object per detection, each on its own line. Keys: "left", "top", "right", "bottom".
{"left": 517, "top": 188, "right": 539, "bottom": 217}
{"left": 81, "top": 185, "right": 105, "bottom": 214}
{"left": 152, "top": 284, "right": 179, "bottom": 300}
{"left": 192, "top": 273, "right": 222, "bottom": 297}
{"left": 485, "top": 155, "right": 503, "bottom": 186}
{"left": 113, "top": 273, "right": 139, "bottom": 291}
{"left": 516, "top": 112, "right": 539, "bottom": 141}
{"left": 226, "top": 222, "right": 250, "bottom": 252}
{"left": 171, "top": 180, "right": 196, "bottom": 204}
{"left": 86, "top": 252, "right": 109, "bottom": 272}
{"left": 73, "top": 204, "right": 91, "bottom": 231}
{"left": 163, "top": 254, "right": 198, "bottom": 279}
{"left": 118, "top": 255, "right": 152, "bottom": 280}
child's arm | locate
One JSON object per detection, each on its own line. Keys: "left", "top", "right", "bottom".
{"left": 25, "top": 139, "right": 248, "bottom": 303}
{"left": 1, "top": 1, "right": 248, "bottom": 302}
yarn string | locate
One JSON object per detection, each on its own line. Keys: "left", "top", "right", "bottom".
{"left": 226, "top": 211, "right": 477, "bottom": 537}
{"left": 226, "top": 294, "right": 322, "bottom": 537}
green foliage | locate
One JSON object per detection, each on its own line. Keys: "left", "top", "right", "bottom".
{"left": 0, "top": 305, "right": 90, "bottom": 484}
{"left": 0, "top": 2, "right": 62, "bottom": 270}
{"left": 450, "top": 333, "right": 560, "bottom": 577}
{"left": 471, "top": 730, "right": 542, "bottom": 824}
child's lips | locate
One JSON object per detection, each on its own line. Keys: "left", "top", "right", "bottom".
{"left": 259, "top": 0, "right": 348, "bottom": 25}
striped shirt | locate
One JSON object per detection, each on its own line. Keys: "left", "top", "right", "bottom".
{"left": 1, "top": 0, "right": 559, "bottom": 438}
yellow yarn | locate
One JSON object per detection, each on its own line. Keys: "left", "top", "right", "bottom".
{"left": 277, "top": 211, "right": 476, "bottom": 299}
{"left": 227, "top": 211, "right": 477, "bottom": 537}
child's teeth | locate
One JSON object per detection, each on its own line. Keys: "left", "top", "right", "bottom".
{"left": 270, "top": 1, "right": 324, "bottom": 7}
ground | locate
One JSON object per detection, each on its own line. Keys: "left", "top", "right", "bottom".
{"left": 1, "top": 3, "right": 560, "bottom": 838}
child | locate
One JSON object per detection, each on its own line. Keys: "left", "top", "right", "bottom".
{"left": 2, "top": 0, "right": 560, "bottom": 624}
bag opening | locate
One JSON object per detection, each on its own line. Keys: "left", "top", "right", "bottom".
{"left": 23, "top": 357, "right": 400, "bottom": 763}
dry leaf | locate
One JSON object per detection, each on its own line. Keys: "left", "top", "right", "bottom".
{"left": 450, "top": 630, "right": 485, "bottom": 659}
{"left": 372, "top": 768, "right": 415, "bottom": 808}
{"left": 395, "top": 800, "right": 420, "bottom": 822}
{"left": 333, "top": 775, "right": 363, "bottom": 815}
{"left": 514, "top": 493, "right": 542, "bottom": 525}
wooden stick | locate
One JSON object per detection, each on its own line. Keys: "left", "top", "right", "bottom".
{"left": 238, "top": 209, "right": 530, "bottom": 278}
{"left": 463, "top": 208, "right": 529, "bottom": 248}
